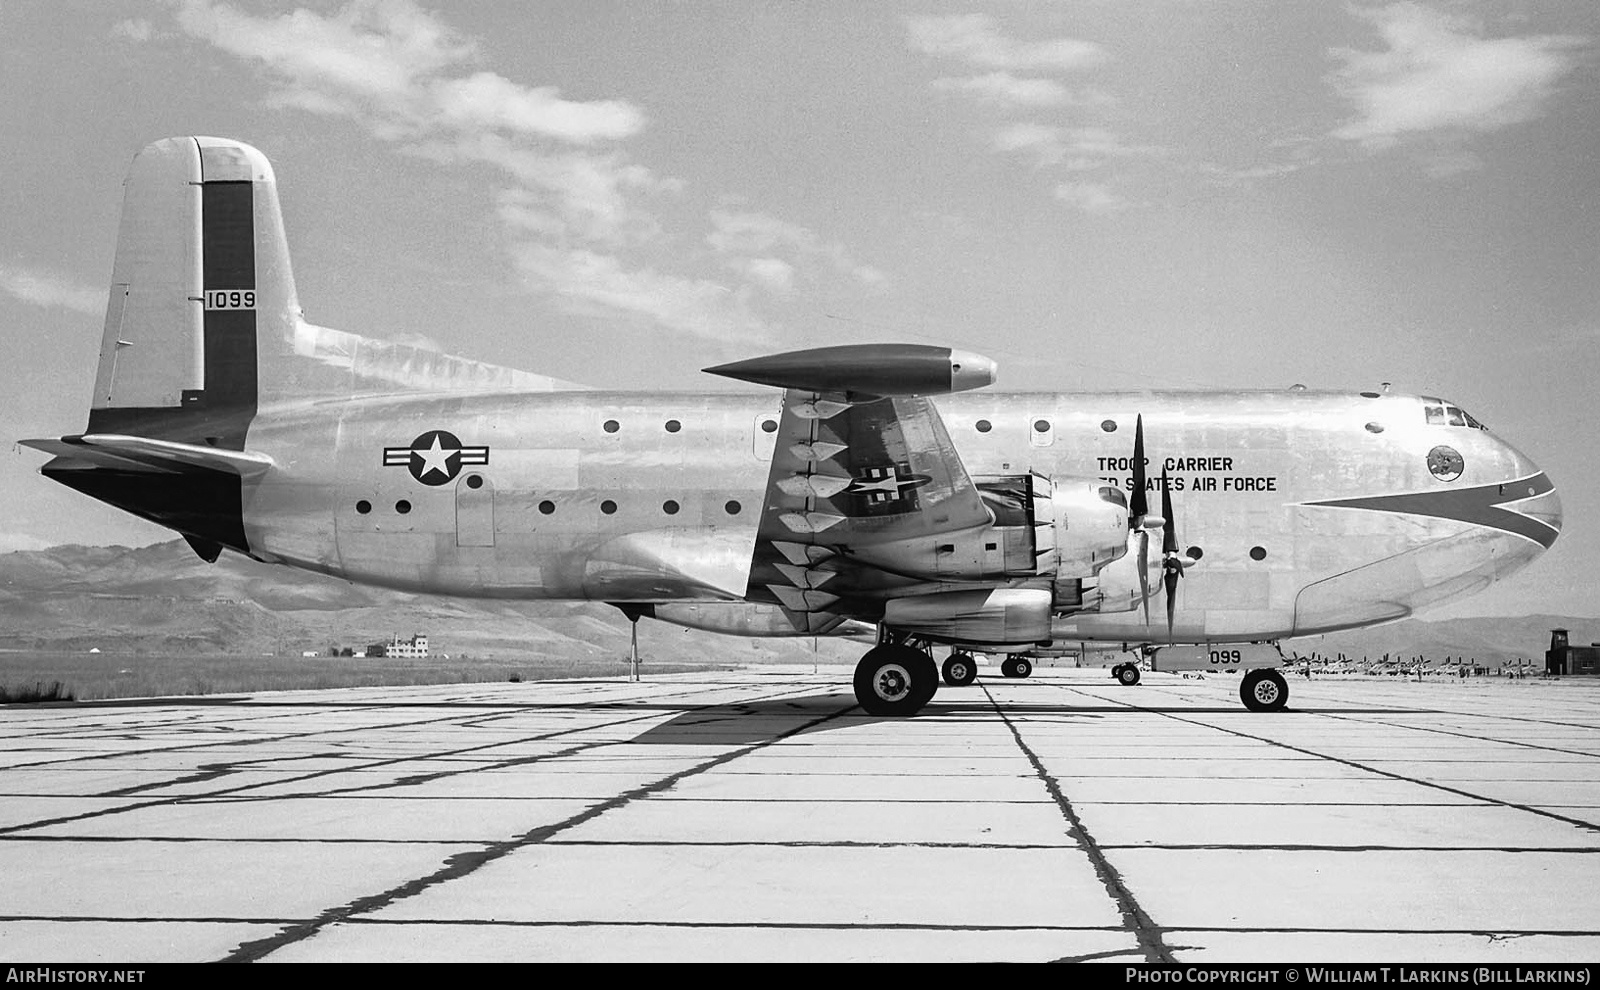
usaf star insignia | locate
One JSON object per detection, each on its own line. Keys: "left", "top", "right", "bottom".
{"left": 383, "top": 430, "right": 489, "bottom": 486}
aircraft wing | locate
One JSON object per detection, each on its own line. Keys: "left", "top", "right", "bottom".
{"left": 707, "top": 345, "right": 1001, "bottom": 620}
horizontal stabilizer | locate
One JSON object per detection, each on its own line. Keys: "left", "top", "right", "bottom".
{"left": 20, "top": 434, "right": 275, "bottom": 478}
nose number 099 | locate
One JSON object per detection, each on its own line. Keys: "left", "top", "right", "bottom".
{"left": 1209, "top": 650, "right": 1243, "bottom": 664}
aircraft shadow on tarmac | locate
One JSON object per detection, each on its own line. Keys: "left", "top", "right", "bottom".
{"left": 622, "top": 693, "right": 1429, "bottom": 745}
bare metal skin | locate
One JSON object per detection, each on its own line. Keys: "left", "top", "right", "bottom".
{"left": 22, "top": 138, "right": 1561, "bottom": 715}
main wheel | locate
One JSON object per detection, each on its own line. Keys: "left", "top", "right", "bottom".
{"left": 942, "top": 652, "right": 977, "bottom": 687}
{"left": 1116, "top": 664, "right": 1141, "bottom": 686}
{"left": 1011, "top": 657, "right": 1033, "bottom": 678}
{"left": 854, "top": 645, "right": 938, "bottom": 716}
{"left": 1240, "top": 669, "right": 1288, "bottom": 712}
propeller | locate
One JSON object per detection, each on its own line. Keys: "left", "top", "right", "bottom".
{"left": 1128, "top": 415, "right": 1164, "bottom": 626}
{"left": 1160, "top": 466, "right": 1183, "bottom": 639}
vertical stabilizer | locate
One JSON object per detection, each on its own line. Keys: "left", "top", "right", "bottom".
{"left": 89, "top": 136, "right": 297, "bottom": 450}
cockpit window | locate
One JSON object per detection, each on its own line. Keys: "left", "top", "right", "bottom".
{"left": 1421, "top": 396, "right": 1486, "bottom": 430}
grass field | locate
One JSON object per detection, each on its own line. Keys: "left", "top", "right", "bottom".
{"left": 0, "top": 650, "right": 733, "bottom": 702}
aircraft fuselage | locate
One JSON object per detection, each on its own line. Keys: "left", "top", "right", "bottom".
{"left": 238, "top": 386, "right": 1556, "bottom": 644}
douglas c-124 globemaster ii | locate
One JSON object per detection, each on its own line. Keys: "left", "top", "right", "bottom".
{"left": 22, "top": 138, "right": 1562, "bottom": 714}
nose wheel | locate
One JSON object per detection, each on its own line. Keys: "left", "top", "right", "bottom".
{"left": 1240, "top": 668, "right": 1289, "bottom": 711}
{"left": 854, "top": 644, "right": 939, "bottom": 716}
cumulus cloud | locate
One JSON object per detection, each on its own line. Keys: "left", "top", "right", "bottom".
{"left": 510, "top": 244, "right": 771, "bottom": 343}
{"left": 930, "top": 72, "right": 1075, "bottom": 108}
{"left": 111, "top": 19, "right": 155, "bottom": 42}
{"left": 0, "top": 265, "right": 104, "bottom": 315}
{"left": 906, "top": 14, "right": 1108, "bottom": 72}
{"left": 168, "top": 1, "right": 843, "bottom": 344}
{"left": 1330, "top": 3, "right": 1586, "bottom": 148}
{"left": 991, "top": 123, "right": 1162, "bottom": 172}
{"left": 707, "top": 209, "right": 884, "bottom": 290}
{"left": 1053, "top": 181, "right": 1130, "bottom": 216}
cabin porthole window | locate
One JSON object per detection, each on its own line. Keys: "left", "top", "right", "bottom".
{"left": 663, "top": 499, "right": 680, "bottom": 515}
{"left": 395, "top": 500, "right": 412, "bottom": 515}
{"left": 356, "top": 500, "right": 372, "bottom": 515}
{"left": 601, "top": 499, "right": 618, "bottom": 515}
{"left": 538, "top": 500, "right": 556, "bottom": 515}
{"left": 665, "top": 419, "right": 681, "bottom": 433}
{"left": 1249, "top": 546, "right": 1267, "bottom": 561}
{"left": 1101, "top": 420, "right": 1117, "bottom": 433}
{"left": 975, "top": 419, "right": 992, "bottom": 433}
{"left": 603, "top": 419, "right": 620, "bottom": 434}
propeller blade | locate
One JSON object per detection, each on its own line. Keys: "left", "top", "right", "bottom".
{"left": 1165, "top": 572, "right": 1178, "bottom": 639}
{"left": 1129, "top": 414, "right": 1148, "bottom": 524}
{"left": 1160, "top": 466, "right": 1181, "bottom": 639}
{"left": 1137, "top": 529, "right": 1150, "bottom": 626}
{"left": 1161, "top": 466, "right": 1178, "bottom": 556}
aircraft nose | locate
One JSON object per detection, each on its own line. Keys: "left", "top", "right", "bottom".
{"left": 1498, "top": 439, "right": 1561, "bottom": 548}
{"left": 1520, "top": 476, "right": 1562, "bottom": 542}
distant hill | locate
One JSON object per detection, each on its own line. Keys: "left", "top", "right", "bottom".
{"left": 0, "top": 540, "right": 1582, "bottom": 667}
{"left": 0, "top": 540, "right": 861, "bottom": 665}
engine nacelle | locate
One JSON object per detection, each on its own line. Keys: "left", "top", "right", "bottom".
{"left": 644, "top": 602, "right": 861, "bottom": 637}
{"left": 883, "top": 587, "right": 1053, "bottom": 645}
{"left": 1048, "top": 479, "right": 1131, "bottom": 579}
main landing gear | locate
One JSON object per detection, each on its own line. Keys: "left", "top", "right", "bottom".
{"left": 1112, "top": 662, "right": 1141, "bottom": 686}
{"left": 1000, "top": 656, "right": 1033, "bottom": 678}
{"left": 1240, "top": 668, "right": 1289, "bottom": 712}
{"left": 941, "top": 652, "right": 978, "bottom": 687}
{"left": 854, "top": 642, "right": 939, "bottom": 716}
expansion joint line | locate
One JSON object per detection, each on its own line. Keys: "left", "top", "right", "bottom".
{"left": 980, "top": 682, "right": 1175, "bottom": 963}
{"left": 219, "top": 697, "right": 857, "bottom": 962}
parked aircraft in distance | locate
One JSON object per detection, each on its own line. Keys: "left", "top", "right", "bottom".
{"left": 22, "top": 138, "right": 1562, "bottom": 715}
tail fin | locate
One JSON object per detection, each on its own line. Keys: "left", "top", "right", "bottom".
{"left": 28, "top": 136, "right": 583, "bottom": 562}
{"left": 87, "top": 136, "right": 582, "bottom": 451}
{"left": 89, "top": 136, "right": 292, "bottom": 450}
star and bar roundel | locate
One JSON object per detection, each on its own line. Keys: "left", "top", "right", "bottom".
{"left": 383, "top": 430, "right": 489, "bottom": 486}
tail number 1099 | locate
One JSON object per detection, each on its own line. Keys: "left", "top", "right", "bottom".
{"left": 204, "top": 289, "right": 256, "bottom": 310}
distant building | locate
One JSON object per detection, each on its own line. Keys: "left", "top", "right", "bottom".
{"left": 367, "top": 634, "right": 429, "bottom": 659}
{"left": 1547, "top": 629, "right": 1600, "bottom": 676}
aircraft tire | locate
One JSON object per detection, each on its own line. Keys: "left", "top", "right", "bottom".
{"left": 855, "top": 645, "right": 938, "bottom": 716}
{"left": 1240, "top": 669, "right": 1289, "bottom": 712}
{"left": 1116, "top": 664, "right": 1141, "bottom": 686}
{"left": 1012, "top": 657, "right": 1032, "bottom": 678}
{"left": 942, "top": 653, "right": 978, "bottom": 687}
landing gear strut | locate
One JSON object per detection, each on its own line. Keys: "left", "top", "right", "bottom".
{"left": 941, "top": 652, "right": 978, "bottom": 687}
{"left": 1240, "top": 668, "right": 1289, "bottom": 712}
{"left": 854, "top": 643, "right": 938, "bottom": 716}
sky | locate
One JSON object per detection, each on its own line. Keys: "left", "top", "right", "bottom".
{"left": 2, "top": 0, "right": 1597, "bottom": 617}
